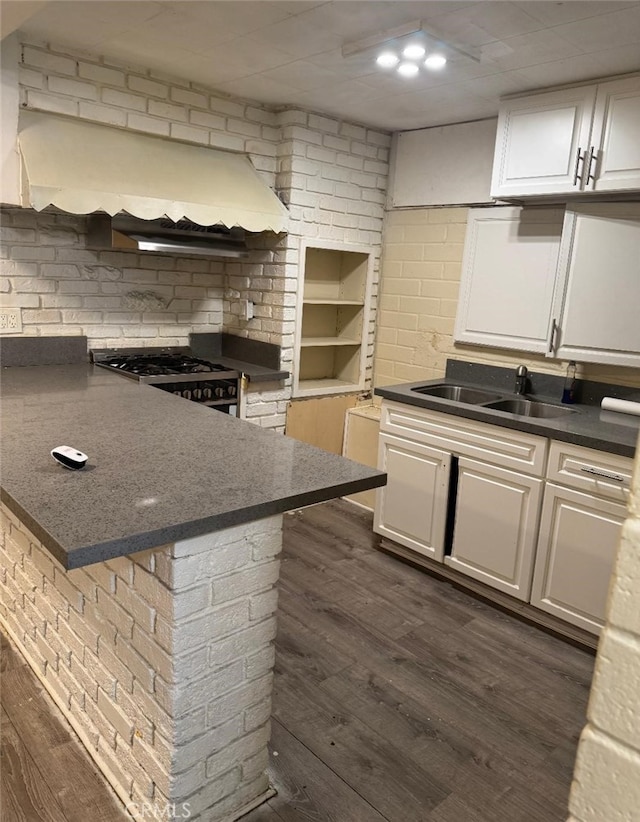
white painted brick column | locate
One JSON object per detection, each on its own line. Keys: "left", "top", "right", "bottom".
{"left": 0, "top": 502, "right": 282, "bottom": 821}
{"left": 568, "top": 432, "right": 640, "bottom": 822}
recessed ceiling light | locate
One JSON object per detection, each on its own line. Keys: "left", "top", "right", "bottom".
{"left": 425, "top": 54, "right": 447, "bottom": 70}
{"left": 397, "top": 62, "right": 420, "bottom": 78}
{"left": 402, "top": 44, "right": 426, "bottom": 60}
{"left": 376, "top": 51, "right": 399, "bottom": 68}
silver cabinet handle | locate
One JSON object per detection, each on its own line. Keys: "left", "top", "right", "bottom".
{"left": 573, "top": 147, "right": 585, "bottom": 186}
{"left": 586, "top": 146, "right": 598, "bottom": 184}
{"left": 548, "top": 318, "right": 559, "bottom": 353}
{"left": 580, "top": 467, "right": 625, "bottom": 482}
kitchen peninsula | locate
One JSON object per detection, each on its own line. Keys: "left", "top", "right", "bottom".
{"left": 0, "top": 352, "right": 385, "bottom": 820}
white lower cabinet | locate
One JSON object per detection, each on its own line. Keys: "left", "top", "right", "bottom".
{"left": 530, "top": 484, "right": 626, "bottom": 634}
{"left": 375, "top": 400, "right": 633, "bottom": 636}
{"left": 374, "top": 401, "right": 546, "bottom": 571}
{"left": 530, "top": 441, "right": 633, "bottom": 634}
{"left": 446, "top": 458, "right": 543, "bottom": 601}
{"left": 374, "top": 433, "right": 450, "bottom": 561}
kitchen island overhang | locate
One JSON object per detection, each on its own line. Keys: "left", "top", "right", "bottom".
{"left": 0, "top": 362, "right": 386, "bottom": 820}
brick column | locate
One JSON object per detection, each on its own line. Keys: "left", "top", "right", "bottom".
{"left": 0, "top": 503, "right": 282, "bottom": 820}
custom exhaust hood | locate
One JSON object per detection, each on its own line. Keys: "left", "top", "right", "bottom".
{"left": 18, "top": 110, "right": 289, "bottom": 257}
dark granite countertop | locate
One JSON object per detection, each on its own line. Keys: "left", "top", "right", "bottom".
{"left": 375, "top": 378, "right": 639, "bottom": 458}
{"left": 0, "top": 364, "right": 385, "bottom": 569}
{"left": 215, "top": 355, "right": 289, "bottom": 384}
{"left": 190, "top": 332, "right": 289, "bottom": 383}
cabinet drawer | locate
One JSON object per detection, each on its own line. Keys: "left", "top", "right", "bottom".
{"left": 547, "top": 441, "right": 633, "bottom": 503}
{"left": 380, "top": 401, "right": 547, "bottom": 476}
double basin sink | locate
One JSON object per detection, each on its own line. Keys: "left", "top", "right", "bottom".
{"left": 412, "top": 383, "right": 576, "bottom": 419}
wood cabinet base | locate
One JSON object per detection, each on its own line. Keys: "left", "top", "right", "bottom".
{"left": 378, "top": 535, "right": 598, "bottom": 652}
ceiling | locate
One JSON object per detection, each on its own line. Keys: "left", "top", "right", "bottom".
{"left": 7, "top": 0, "right": 640, "bottom": 131}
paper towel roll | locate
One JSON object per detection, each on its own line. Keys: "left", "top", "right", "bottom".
{"left": 601, "top": 397, "right": 640, "bottom": 417}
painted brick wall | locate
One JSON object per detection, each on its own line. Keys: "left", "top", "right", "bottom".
{"left": 3, "top": 40, "right": 391, "bottom": 429}
{"left": 568, "top": 433, "right": 640, "bottom": 822}
{"left": 277, "top": 109, "right": 389, "bottom": 390}
{"left": 374, "top": 207, "right": 640, "bottom": 389}
{"left": 0, "top": 207, "right": 225, "bottom": 347}
{"left": 0, "top": 501, "right": 282, "bottom": 821}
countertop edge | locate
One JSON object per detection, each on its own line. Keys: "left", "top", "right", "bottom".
{"left": 2, "top": 473, "right": 386, "bottom": 570}
{"left": 216, "top": 355, "right": 290, "bottom": 383}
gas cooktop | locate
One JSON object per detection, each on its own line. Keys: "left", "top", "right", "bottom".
{"left": 95, "top": 352, "right": 229, "bottom": 377}
{"left": 91, "top": 347, "right": 239, "bottom": 385}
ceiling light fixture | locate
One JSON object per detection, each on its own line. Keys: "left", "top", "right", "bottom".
{"left": 402, "top": 44, "right": 426, "bottom": 60}
{"left": 342, "top": 19, "right": 480, "bottom": 63}
{"left": 397, "top": 62, "right": 420, "bottom": 78}
{"left": 424, "top": 54, "right": 447, "bottom": 70}
{"left": 376, "top": 51, "right": 400, "bottom": 68}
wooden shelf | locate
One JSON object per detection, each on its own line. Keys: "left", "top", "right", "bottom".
{"left": 300, "top": 337, "right": 361, "bottom": 347}
{"left": 303, "top": 299, "right": 365, "bottom": 306}
{"left": 297, "top": 378, "right": 361, "bottom": 394}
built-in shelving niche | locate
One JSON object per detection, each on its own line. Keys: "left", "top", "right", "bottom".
{"left": 294, "top": 241, "right": 374, "bottom": 397}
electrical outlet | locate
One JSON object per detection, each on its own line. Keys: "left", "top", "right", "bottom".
{"left": 0, "top": 308, "right": 23, "bottom": 334}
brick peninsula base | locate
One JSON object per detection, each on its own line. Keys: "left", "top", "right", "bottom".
{"left": 0, "top": 502, "right": 283, "bottom": 820}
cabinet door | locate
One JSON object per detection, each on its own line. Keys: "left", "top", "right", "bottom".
{"left": 589, "top": 76, "right": 640, "bottom": 192}
{"left": 374, "top": 433, "right": 450, "bottom": 561}
{"left": 445, "top": 458, "right": 543, "bottom": 601}
{"left": 552, "top": 203, "right": 640, "bottom": 366}
{"left": 491, "top": 85, "right": 596, "bottom": 198}
{"left": 454, "top": 207, "right": 564, "bottom": 354}
{"left": 531, "top": 483, "right": 626, "bottom": 634}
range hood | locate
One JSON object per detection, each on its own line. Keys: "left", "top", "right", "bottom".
{"left": 17, "top": 110, "right": 289, "bottom": 255}
{"left": 87, "top": 214, "right": 249, "bottom": 259}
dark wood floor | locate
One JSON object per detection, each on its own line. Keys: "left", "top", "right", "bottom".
{"left": 1, "top": 500, "right": 594, "bottom": 822}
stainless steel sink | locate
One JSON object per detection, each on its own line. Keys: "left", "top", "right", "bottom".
{"left": 411, "top": 384, "right": 502, "bottom": 404}
{"left": 483, "top": 398, "right": 576, "bottom": 419}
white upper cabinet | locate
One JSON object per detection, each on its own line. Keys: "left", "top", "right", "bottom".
{"left": 589, "top": 76, "right": 640, "bottom": 192}
{"left": 550, "top": 202, "right": 640, "bottom": 367}
{"left": 454, "top": 206, "right": 564, "bottom": 354}
{"left": 456, "top": 202, "right": 640, "bottom": 366}
{"left": 491, "top": 86, "right": 596, "bottom": 198}
{"left": 491, "top": 75, "right": 640, "bottom": 198}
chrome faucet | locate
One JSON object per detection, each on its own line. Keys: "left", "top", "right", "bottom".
{"left": 515, "top": 365, "right": 528, "bottom": 395}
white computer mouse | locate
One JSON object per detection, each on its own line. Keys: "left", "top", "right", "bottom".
{"left": 51, "top": 445, "right": 88, "bottom": 470}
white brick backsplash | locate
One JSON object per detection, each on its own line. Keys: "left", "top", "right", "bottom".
{"left": 170, "top": 87, "right": 208, "bottom": 108}
{"left": 209, "top": 96, "right": 245, "bottom": 118}
{"left": 189, "top": 109, "right": 226, "bottom": 131}
{"left": 19, "top": 67, "right": 43, "bottom": 88}
{"left": 80, "top": 100, "right": 128, "bottom": 126}
{"left": 101, "top": 87, "right": 146, "bottom": 111}
{"left": 170, "top": 123, "right": 209, "bottom": 144}
{"left": 148, "top": 99, "right": 187, "bottom": 121}
{"left": 127, "top": 75, "right": 168, "bottom": 99}
{"left": 48, "top": 75, "right": 97, "bottom": 100}
{"left": 126, "top": 112, "right": 170, "bottom": 136}
{"left": 78, "top": 61, "right": 126, "bottom": 87}
{"left": 22, "top": 45, "right": 76, "bottom": 75}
